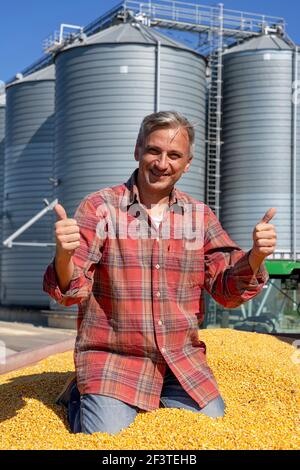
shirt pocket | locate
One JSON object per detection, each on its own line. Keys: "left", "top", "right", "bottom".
{"left": 165, "top": 239, "right": 204, "bottom": 288}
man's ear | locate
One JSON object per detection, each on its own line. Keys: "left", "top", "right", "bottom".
{"left": 183, "top": 157, "right": 193, "bottom": 173}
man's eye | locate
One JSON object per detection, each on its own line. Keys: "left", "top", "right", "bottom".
{"left": 148, "top": 148, "right": 160, "bottom": 154}
{"left": 169, "top": 154, "right": 180, "bottom": 160}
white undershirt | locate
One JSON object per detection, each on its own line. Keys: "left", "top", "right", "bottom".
{"left": 148, "top": 203, "right": 168, "bottom": 229}
{"left": 150, "top": 213, "right": 164, "bottom": 229}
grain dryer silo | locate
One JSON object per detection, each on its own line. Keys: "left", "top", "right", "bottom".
{"left": 1, "top": 66, "right": 55, "bottom": 307}
{"left": 54, "top": 21, "right": 206, "bottom": 216}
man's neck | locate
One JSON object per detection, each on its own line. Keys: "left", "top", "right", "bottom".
{"left": 141, "top": 193, "right": 170, "bottom": 209}
{"left": 137, "top": 174, "right": 171, "bottom": 209}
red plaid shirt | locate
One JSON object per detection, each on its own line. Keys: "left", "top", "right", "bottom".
{"left": 43, "top": 169, "right": 268, "bottom": 410}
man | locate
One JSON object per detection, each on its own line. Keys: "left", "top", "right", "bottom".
{"left": 43, "top": 111, "right": 277, "bottom": 435}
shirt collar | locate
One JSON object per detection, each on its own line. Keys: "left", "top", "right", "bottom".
{"left": 121, "top": 169, "right": 185, "bottom": 212}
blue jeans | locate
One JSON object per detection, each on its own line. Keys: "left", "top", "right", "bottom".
{"left": 68, "top": 367, "right": 225, "bottom": 435}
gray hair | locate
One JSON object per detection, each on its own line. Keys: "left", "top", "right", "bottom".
{"left": 136, "top": 111, "right": 195, "bottom": 158}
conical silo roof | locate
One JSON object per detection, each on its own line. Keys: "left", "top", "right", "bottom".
{"left": 224, "top": 34, "right": 293, "bottom": 55}
{"left": 58, "top": 21, "right": 198, "bottom": 54}
{"left": 7, "top": 64, "right": 55, "bottom": 88}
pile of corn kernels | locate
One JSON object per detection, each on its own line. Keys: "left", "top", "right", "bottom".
{"left": 0, "top": 329, "right": 299, "bottom": 450}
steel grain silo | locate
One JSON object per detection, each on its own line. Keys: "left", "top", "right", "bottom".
{"left": 2, "top": 66, "right": 55, "bottom": 307}
{"left": 296, "top": 49, "right": 300, "bottom": 261}
{"left": 54, "top": 22, "right": 206, "bottom": 217}
{"left": 0, "top": 93, "right": 5, "bottom": 301}
{"left": 220, "top": 35, "right": 294, "bottom": 257}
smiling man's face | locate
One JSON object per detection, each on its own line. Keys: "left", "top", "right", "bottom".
{"left": 134, "top": 126, "right": 192, "bottom": 203}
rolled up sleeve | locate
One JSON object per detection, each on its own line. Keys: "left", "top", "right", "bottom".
{"left": 204, "top": 208, "right": 269, "bottom": 308}
{"left": 43, "top": 196, "right": 104, "bottom": 306}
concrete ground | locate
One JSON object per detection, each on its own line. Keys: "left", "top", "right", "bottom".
{"left": 0, "top": 320, "right": 76, "bottom": 356}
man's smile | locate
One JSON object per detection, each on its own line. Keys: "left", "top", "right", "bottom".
{"left": 150, "top": 169, "right": 170, "bottom": 178}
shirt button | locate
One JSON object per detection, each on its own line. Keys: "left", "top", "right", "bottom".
{"left": 158, "top": 320, "right": 163, "bottom": 326}
{"left": 156, "top": 291, "right": 161, "bottom": 298}
{"left": 161, "top": 347, "right": 166, "bottom": 354}
{"left": 155, "top": 264, "right": 160, "bottom": 270}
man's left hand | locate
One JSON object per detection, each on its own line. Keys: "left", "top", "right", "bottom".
{"left": 251, "top": 207, "right": 277, "bottom": 261}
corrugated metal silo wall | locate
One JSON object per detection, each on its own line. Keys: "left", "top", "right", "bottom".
{"left": 55, "top": 43, "right": 206, "bottom": 219}
{"left": 220, "top": 50, "right": 292, "bottom": 254}
{"left": 0, "top": 105, "right": 5, "bottom": 301}
{"left": 2, "top": 80, "right": 55, "bottom": 306}
{"left": 297, "top": 53, "right": 300, "bottom": 257}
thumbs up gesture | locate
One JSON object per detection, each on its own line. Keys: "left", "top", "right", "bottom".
{"left": 54, "top": 203, "right": 80, "bottom": 258}
{"left": 251, "top": 208, "right": 277, "bottom": 260}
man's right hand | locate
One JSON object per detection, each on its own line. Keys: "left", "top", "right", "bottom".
{"left": 54, "top": 203, "right": 81, "bottom": 259}
{"left": 53, "top": 203, "right": 80, "bottom": 293}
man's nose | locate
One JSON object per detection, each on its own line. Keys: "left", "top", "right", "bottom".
{"left": 154, "top": 153, "right": 168, "bottom": 170}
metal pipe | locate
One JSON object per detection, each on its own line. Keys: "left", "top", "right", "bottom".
{"left": 0, "top": 338, "right": 75, "bottom": 375}
{"left": 255, "top": 282, "right": 272, "bottom": 317}
{"left": 240, "top": 304, "right": 247, "bottom": 319}
{"left": 7, "top": 242, "right": 56, "bottom": 247}
{"left": 123, "top": 0, "right": 127, "bottom": 23}
{"left": 155, "top": 41, "right": 161, "bottom": 112}
{"left": 135, "top": 22, "right": 160, "bottom": 112}
{"left": 3, "top": 198, "right": 58, "bottom": 248}
{"left": 247, "top": 298, "right": 253, "bottom": 317}
{"left": 293, "top": 289, "right": 297, "bottom": 312}
{"left": 214, "top": 2, "right": 224, "bottom": 219}
{"left": 59, "top": 24, "right": 83, "bottom": 44}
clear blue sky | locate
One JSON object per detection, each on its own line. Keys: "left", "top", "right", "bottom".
{"left": 0, "top": 0, "right": 299, "bottom": 83}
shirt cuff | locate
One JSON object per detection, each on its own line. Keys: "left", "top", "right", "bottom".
{"left": 43, "top": 259, "right": 82, "bottom": 303}
{"left": 231, "top": 250, "right": 269, "bottom": 286}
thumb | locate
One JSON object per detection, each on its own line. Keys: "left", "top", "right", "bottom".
{"left": 259, "top": 207, "right": 277, "bottom": 224}
{"left": 54, "top": 203, "right": 68, "bottom": 221}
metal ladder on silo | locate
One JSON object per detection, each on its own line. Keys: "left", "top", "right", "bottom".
{"left": 205, "top": 4, "right": 224, "bottom": 326}
{"left": 206, "top": 4, "right": 224, "bottom": 221}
